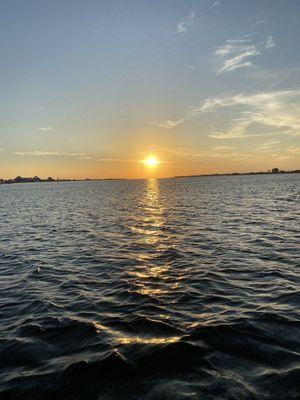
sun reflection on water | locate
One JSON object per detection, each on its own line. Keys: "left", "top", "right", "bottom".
{"left": 135, "top": 179, "right": 166, "bottom": 243}
{"left": 126, "top": 179, "right": 177, "bottom": 298}
{"left": 117, "top": 336, "right": 180, "bottom": 345}
{"left": 95, "top": 180, "right": 185, "bottom": 347}
{"left": 92, "top": 321, "right": 180, "bottom": 345}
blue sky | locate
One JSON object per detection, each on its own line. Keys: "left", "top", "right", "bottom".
{"left": 0, "top": 0, "right": 299, "bottom": 178}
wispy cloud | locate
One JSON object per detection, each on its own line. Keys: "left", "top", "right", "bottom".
{"left": 257, "top": 143, "right": 300, "bottom": 160}
{"left": 209, "top": 119, "right": 252, "bottom": 139}
{"left": 214, "top": 34, "right": 275, "bottom": 74}
{"left": 251, "top": 19, "right": 266, "bottom": 28}
{"left": 197, "top": 90, "right": 300, "bottom": 139}
{"left": 265, "top": 35, "right": 275, "bottom": 49}
{"left": 152, "top": 89, "right": 300, "bottom": 142}
{"left": 40, "top": 126, "right": 54, "bottom": 133}
{"left": 257, "top": 140, "right": 281, "bottom": 151}
{"left": 96, "top": 157, "right": 138, "bottom": 163}
{"left": 270, "top": 153, "right": 295, "bottom": 162}
{"left": 215, "top": 39, "right": 259, "bottom": 74}
{"left": 15, "top": 151, "right": 61, "bottom": 156}
{"left": 208, "top": 0, "right": 221, "bottom": 10}
{"left": 186, "top": 64, "right": 199, "bottom": 70}
{"left": 150, "top": 118, "right": 185, "bottom": 129}
{"left": 287, "top": 145, "right": 300, "bottom": 154}
{"left": 14, "top": 150, "right": 91, "bottom": 159}
{"left": 218, "top": 48, "right": 259, "bottom": 74}
{"left": 162, "top": 146, "right": 194, "bottom": 156}
{"left": 176, "top": 12, "right": 194, "bottom": 33}
{"left": 213, "top": 145, "right": 234, "bottom": 151}
{"left": 163, "top": 145, "right": 251, "bottom": 162}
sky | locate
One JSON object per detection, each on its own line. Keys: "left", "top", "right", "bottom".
{"left": 0, "top": 0, "right": 300, "bottom": 179}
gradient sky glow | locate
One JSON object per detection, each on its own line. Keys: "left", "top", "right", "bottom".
{"left": 1, "top": 0, "right": 300, "bottom": 179}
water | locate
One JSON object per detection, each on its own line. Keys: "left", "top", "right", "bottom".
{"left": 0, "top": 175, "right": 299, "bottom": 400}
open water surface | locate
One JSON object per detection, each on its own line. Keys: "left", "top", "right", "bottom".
{"left": 0, "top": 174, "right": 299, "bottom": 399}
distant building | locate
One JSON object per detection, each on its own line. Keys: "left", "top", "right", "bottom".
{"left": 272, "top": 168, "right": 279, "bottom": 174}
{"left": 14, "top": 176, "right": 29, "bottom": 183}
{"left": 14, "top": 176, "right": 41, "bottom": 183}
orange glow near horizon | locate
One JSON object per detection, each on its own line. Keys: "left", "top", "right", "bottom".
{"left": 142, "top": 155, "right": 160, "bottom": 168}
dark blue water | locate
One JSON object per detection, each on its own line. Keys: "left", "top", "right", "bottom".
{"left": 0, "top": 175, "right": 299, "bottom": 399}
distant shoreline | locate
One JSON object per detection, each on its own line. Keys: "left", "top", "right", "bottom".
{"left": 0, "top": 176, "right": 125, "bottom": 185}
{"left": 173, "top": 169, "right": 300, "bottom": 179}
{"left": 1, "top": 169, "right": 299, "bottom": 185}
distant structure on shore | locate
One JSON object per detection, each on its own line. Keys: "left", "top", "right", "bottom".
{"left": 271, "top": 168, "right": 279, "bottom": 174}
{"left": 0, "top": 176, "right": 69, "bottom": 185}
{"left": 14, "top": 176, "right": 56, "bottom": 183}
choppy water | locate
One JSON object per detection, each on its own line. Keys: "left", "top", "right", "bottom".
{"left": 0, "top": 175, "right": 299, "bottom": 400}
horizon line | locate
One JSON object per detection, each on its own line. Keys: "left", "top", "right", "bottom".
{"left": 1, "top": 167, "right": 300, "bottom": 183}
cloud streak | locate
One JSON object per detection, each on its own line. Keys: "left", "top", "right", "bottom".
{"left": 14, "top": 150, "right": 91, "bottom": 159}
{"left": 265, "top": 35, "right": 275, "bottom": 49}
{"left": 162, "top": 145, "right": 252, "bottom": 162}
{"left": 214, "top": 35, "right": 275, "bottom": 74}
{"left": 257, "top": 140, "right": 281, "bottom": 151}
{"left": 150, "top": 118, "right": 185, "bottom": 129}
{"left": 198, "top": 90, "right": 300, "bottom": 139}
{"left": 96, "top": 157, "right": 138, "bottom": 163}
{"left": 176, "top": 13, "right": 194, "bottom": 33}
{"left": 209, "top": 0, "right": 221, "bottom": 10}
{"left": 152, "top": 89, "right": 300, "bottom": 141}
{"left": 40, "top": 126, "right": 54, "bottom": 133}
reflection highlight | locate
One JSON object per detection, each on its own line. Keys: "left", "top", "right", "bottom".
{"left": 126, "top": 179, "right": 183, "bottom": 304}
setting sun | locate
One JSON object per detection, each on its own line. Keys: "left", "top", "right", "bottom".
{"left": 142, "top": 155, "right": 160, "bottom": 167}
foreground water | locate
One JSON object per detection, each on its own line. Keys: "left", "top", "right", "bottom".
{"left": 0, "top": 175, "right": 299, "bottom": 399}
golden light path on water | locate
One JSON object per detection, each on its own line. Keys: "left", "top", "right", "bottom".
{"left": 93, "top": 179, "right": 183, "bottom": 346}
{"left": 129, "top": 178, "right": 179, "bottom": 295}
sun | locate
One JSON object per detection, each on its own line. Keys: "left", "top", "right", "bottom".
{"left": 142, "top": 155, "right": 160, "bottom": 167}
